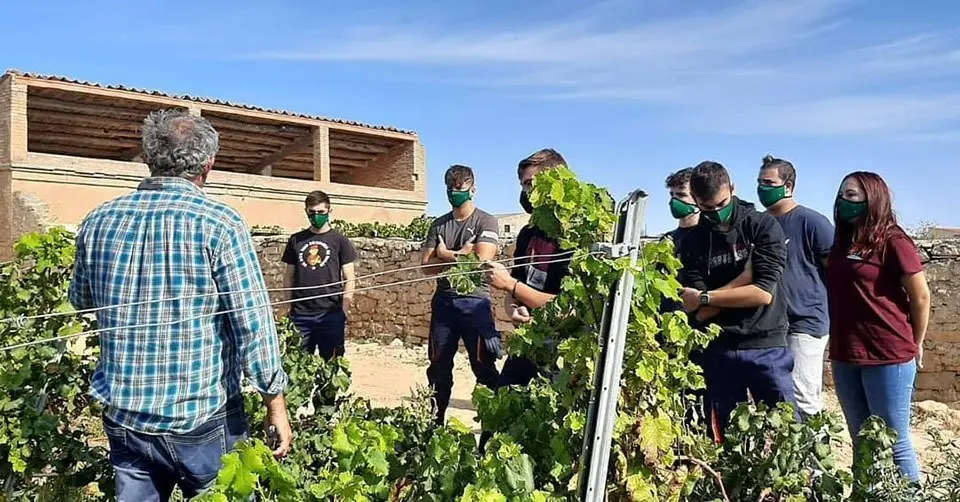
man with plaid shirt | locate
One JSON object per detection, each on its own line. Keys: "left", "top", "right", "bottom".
{"left": 69, "top": 109, "right": 292, "bottom": 502}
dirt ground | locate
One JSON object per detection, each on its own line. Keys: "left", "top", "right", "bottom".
{"left": 346, "top": 339, "right": 960, "bottom": 475}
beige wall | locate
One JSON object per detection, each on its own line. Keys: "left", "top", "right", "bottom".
{"left": 3, "top": 152, "right": 427, "bottom": 251}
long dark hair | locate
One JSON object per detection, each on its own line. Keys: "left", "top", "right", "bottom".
{"left": 834, "top": 171, "right": 909, "bottom": 257}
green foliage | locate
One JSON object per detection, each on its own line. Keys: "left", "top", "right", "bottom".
{"left": 447, "top": 253, "right": 484, "bottom": 295}
{"left": 3, "top": 170, "right": 960, "bottom": 501}
{"left": 334, "top": 216, "right": 435, "bottom": 241}
{"left": 0, "top": 228, "right": 111, "bottom": 501}
{"left": 692, "top": 402, "right": 852, "bottom": 501}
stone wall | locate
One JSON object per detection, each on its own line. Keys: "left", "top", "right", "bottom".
{"left": 255, "top": 235, "right": 515, "bottom": 344}
{"left": 257, "top": 235, "right": 960, "bottom": 405}
{"left": 914, "top": 239, "right": 960, "bottom": 404}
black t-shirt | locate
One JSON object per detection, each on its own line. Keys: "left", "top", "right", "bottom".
{"left": 423, "top": 209, "right": 500, "bottom": 297}
{"left": 664, "top": 226, "right": 695, "bottom": 256}
{"left": 510, "top": 225, "right": 572, "bottom": 305}
{"left": 282, "top": 228, "right": 358, "bottom": 315}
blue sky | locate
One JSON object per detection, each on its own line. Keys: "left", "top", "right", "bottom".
{"left": 4, "top": 0, "right": 960, "bottom": 234}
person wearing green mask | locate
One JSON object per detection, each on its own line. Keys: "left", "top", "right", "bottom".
{"left": 757, "top": 155, "right": 834, "bottom": 421}
{"left": 421, "top": 164, "right": 502, "bottom": 425}
{"left": 825, "top": 172, "right": 929, "bottom": 484}
{"left": 676, "top": 161, "right": 795, "bottom": 441}
{"left": 282, "top": 190, "right": 358, "bottom": 360}
{"left": 664, "top": 167, "right": 700, "bottom": 250}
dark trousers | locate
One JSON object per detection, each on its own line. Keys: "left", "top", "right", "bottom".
{"left": 699, "top": 344, "right": 797, "bottom": 441}
{"left": 427, "top": 295, "right": 500, "bottom": 424}
{"left": 291, "top": 308, "right": 346, "bottom": 360}
{"left": 103, "top": 399, "right": 247, "bottom": 502}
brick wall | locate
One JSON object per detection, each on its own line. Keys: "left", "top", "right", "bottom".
{"left": 255, "top": 236, "right": 515, "bottom": 344}
{"left": 348, "top": 142, "right": 416, "bottom": 191}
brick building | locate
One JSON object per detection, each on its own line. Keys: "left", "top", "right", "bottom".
{"left": 0, "top": 70, "right": 427, "bottom": 259}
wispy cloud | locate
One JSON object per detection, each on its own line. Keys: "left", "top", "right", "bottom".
{"left": 244, "top": 0, "right": 960, "bottom": 138}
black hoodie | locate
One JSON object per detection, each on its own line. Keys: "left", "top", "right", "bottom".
{"left": 677, "top": 197, "right": 788, "bottom": 349}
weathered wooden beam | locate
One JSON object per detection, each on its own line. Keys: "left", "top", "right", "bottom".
{"left": 329, "top": 130, "right": 402, "bottom": 148}
{"left": 251, "top": 129, "right": 315, "bottom": 173}
{"left": 28, "top": 96, "right": 160, "bottom": 121}
{"left": 29, "top": 131, "right": 138, "bottom": 150}
{"left": 205, "top": 115, "right": 309, "bottom": 137}
{"left": 218, "top": 128, "right": 294, "bottom": 148}
{"left": 329, "top": 149, "right": 378, "bottom": 162}
{"left": 328, "top": 139, "right": 390, "bottom": 155}
{"left": 28, "top": 121, "right": 140, "bottom": 139}
{"left": 29, "top": 109, "right": 143, "bottom": 131}
{"left": 330, "top": 157, "right": 370, "bottom": 169}
{"left": 29, "top": 142, "right": 123, "bottom": 159}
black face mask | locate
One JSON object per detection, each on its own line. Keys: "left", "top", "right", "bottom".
{"left": 519, "top": 191, "right": 534, "bottom": 214}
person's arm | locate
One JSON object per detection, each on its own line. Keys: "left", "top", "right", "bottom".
{"left": 340, "top": 237, "right": 358, "bottom": 317}
{"left": 892, "top": 235, "right": 930, "bottom": 368}
{"left": 421, "top": 223, "right": 457, "bottom": 275}
{"left": 903, "top": 271, "right": 930, "bottom": 349}
{"left": 283, "top": 265, "right": 296, "bottom": 301}
{"left": 68, "top": 227, "right": 95, "bottom": 311}
{"left": 703, "top": 215, "right": 786, "bottom": 309}
{"left": 811, "top": 211, "right": 835, "bottom": 274}
{"left": 509, "top": 278, "right": 557, "bottom": 310}
{"left": 280, "top": 238, "right": 297, "bottom": 302}
{"left": 474, "top": 214, "right": 500, "bottom": 262}
{"left": 212, "top": 219, "right": 291, "bottom": 457}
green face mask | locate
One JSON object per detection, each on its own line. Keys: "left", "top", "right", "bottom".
{"left": 757, "top": 184, "right": 789, "bottom": 208}
{"left": 835, "top": 197, "right": 866, "bottom": 223}
{"left": 702, "top": 201, "right": 734, "bottom": 225}
{"left": 669, "top": 197, "right": 698, "bottom": 219}
{"left": 309, "top": 213, "right": 330, "bottom": 228}
{"left": 447, "top": 189, "right": 472, "bottom": 208}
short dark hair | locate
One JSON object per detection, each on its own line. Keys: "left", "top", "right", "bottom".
{"left": 664, "top": 168, "right": 694, "bottom": 189}
{"left": 690, "top": 161, "right": 732, "bottom": 200}
{"left": 305, "top": 190, "right": 330, "bottom": 208}
{"left": 517, "top": 148, "right": 567, "bottom": 178}
{"left": 444, "top": 164, "right": 474, "bottom": 188}
{"left": 761, "top": 154, "right": 797, "bottom": 186}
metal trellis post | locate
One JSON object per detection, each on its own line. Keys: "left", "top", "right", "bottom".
{"left": 578, "top": 189, "right": 648, "bottom": 501}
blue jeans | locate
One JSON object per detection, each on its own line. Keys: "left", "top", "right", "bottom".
{"left": 699, "top": 345, "right": 797, "bottom": 440}
{"left": 292, "top": 308, "right": 346, "bottom": 360}
{"left": 103, "top": 399, "right": 248, "bottom": 501}
{"left": 427, "top": 295, "right": 500, "bottom": 423}
{"left": 832, "top": 360, "right": 920, "bottom": 482}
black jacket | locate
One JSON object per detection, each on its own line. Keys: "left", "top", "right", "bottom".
{"left": 677, "top": 197, "right": 788, "bottom": 349}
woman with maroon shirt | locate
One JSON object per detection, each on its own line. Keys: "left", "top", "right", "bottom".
{"left": 826, "top": 172, "right": 931, "bottom": 483}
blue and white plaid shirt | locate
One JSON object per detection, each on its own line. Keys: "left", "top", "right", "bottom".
{"left": 69, "top": 177, "right": 288, "bottom": 434}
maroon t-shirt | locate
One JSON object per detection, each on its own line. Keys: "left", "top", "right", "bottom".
{"left": 826, "top": 233, "right": 923, "bottom": 365}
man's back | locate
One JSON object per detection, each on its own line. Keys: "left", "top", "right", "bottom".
{"left": 70, "top": 177, "right": 284, "bottom": 434}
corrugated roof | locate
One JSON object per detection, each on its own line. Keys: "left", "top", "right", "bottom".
{"left": 4, "top": 69, "right": 416, "bottom": 136}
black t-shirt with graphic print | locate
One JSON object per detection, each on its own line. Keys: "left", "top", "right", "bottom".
{"left": 510, "top": 225, "right": 572, "bottom": 304}
{"left": 282, "top": 228, "right": 358, "bottom": 316}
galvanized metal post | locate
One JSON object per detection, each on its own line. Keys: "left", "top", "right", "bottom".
{"left": 577, "top": 189, "right": 647, "bottom": 501}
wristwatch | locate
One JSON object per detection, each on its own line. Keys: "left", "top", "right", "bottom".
{"left": 699, "top": 291, "right": 710, "bottom": 306}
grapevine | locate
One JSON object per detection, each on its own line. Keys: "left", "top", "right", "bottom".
{"left": 1, "top": 167, "right": 959, "bottom": 500}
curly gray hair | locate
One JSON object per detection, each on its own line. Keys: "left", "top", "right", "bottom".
{"left": 141, "top": 109, "right": 220, "bottom": 178}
